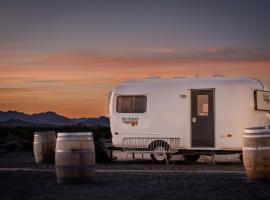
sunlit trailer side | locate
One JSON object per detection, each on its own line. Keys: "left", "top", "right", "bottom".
{"left": 109, "top": 76, "right": 270, "bottom": 162}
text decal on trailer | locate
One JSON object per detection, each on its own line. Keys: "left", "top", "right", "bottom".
{"left": 122, "top": 117, "right": 139, "bottom": 127}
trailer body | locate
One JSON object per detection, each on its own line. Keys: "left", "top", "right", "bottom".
{"left": 109, "top": 77, "right": 270, "bottom": 160}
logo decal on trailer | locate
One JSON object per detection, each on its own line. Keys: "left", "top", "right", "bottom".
{"left": 122, "top": 117, "right": 139, "bottom": 127}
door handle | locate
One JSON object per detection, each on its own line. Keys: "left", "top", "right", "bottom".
{"left": 192, "top": 117, "right": 197, "bottom": 123}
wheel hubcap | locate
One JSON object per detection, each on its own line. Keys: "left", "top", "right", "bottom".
{"left": 153, "top": 146, "right": 167, "bottom": 161}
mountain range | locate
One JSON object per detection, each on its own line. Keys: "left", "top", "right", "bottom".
{"left": 0, "top": 111, "right": 109, "bottom": 127}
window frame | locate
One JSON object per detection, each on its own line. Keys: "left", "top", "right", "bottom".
{"left": 116, "top": 95, "right": 147, "bottom": 113}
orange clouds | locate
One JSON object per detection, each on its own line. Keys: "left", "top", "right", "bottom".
{"left": 1, "top": 48, "right": 270, "bottom": 117}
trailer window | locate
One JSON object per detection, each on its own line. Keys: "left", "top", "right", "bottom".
{"left": 117, "top": 96, "right": 147, "bottom": 113}
{"left": 197, "top": 95, "right": 208, "bottom": 116}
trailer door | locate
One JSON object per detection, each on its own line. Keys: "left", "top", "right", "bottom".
{"left": 191, "top": 89, "right": 215, "bottom": 147}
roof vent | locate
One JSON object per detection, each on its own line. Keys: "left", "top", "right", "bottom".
{"left": 146, "top": 75, "right": 161, "bottom": 79}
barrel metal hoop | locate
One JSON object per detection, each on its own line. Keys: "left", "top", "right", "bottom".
{"left": 57, "top": 138, "right": 92, "bottom": 141}
{"left": 34, "top": 134, "right": 55, "bottom": 137}
{"left": 55, "top": 165, "right": 94, "bottom": 169}
{"left": 243, "top": 146, "right": 270, "bottom": 151}
{"left": 33, "top": 141, "right": 55, "bottom": 144}
{"left": 243, "top": 134, "right": 270, "bottom": 138}
{"left": 56, "top": 149, "right": 94, "bottom": 153}
{"left": 57, "top": 132, "right": 93, "bottom": 137}
{"left": 244, "top": 129, "right": 270, "bottom": 134}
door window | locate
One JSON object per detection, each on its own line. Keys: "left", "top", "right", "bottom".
{"left": 197, "top": 95, "right": 209, "bottom": 116}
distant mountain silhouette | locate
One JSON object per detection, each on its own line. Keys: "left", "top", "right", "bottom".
{"left": 0, "top": 111, "right": 110, "bottom": 127}
{"left": 0, "top": 119, "right": 55, "bottom": 127}
{"left": 81, "top": 116, "right": 110, "bottom": 127}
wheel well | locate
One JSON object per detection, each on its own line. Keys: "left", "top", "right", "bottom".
{"left": 148, "top": 140, "right": 170, "bottom": 151}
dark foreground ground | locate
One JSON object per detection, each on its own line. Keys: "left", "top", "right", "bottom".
{"left": 1, "top": 152, "right": 270, "bottom": 200}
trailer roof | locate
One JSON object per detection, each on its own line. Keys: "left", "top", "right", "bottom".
{"left": 120, "top": 76, "right": 265, "bottom": 90}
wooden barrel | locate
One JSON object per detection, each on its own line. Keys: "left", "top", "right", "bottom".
{"left": 243, "top": 127, "right": 270, "bottom": 180}
{"left": 55, "top": 132, "right": 95, "bottom": 184}
{"left": 33, "top": 131, "right": 56, "bottom": 164}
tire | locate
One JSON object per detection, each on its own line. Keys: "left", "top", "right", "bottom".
{"left": 149, "top": 141, "right": 172, "bottom": 163}
{"left": 184, "top": 154, "right": 200, "bottom": 162}
{"left": 239, "top": 153, "right": 243, "bottom": 162}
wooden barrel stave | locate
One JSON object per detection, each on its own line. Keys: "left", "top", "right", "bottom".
{"left": 33, "top": 131, "right": 56, "bottom": 164}
{"left": 243, "top": 127, "right": 270, "bottom": 180}
{"left": 243, "top": 150, "right": 270, "bottom": 179}
{"left": 55, "top": 132, "right": 95, "bottom": 184}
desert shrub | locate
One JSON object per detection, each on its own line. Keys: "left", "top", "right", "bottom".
{"left": 0, "top": 126, "right": 112, "bottom": 162}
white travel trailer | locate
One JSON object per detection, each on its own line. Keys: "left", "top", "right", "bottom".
{"left": 109, "top": 76, "right": 270, "bottom": 162}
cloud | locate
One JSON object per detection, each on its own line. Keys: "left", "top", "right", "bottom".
{"left": 1, "top": 47, "right": 270, "bottom": 87}
{"left": 0, "top": 47, "right": 270, "bottom": 117}
{"left": 49, "top": 47, "right": 270, "bottom": 65}
{"left": 139, "top": 47, "right": 270, "bottom": 61}
{"left": 203, "top": 48, "right": 270, "bottom": 61}
{"left": 1, "top": 47, "right": 270, "bottom": 69}
{"left": 0, "top": 88, "right": 32, "bottom": 93}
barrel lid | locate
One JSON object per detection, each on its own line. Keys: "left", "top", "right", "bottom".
{"left": 34, "top": 131, "right": 55, "bottom": 135}
{"left": 244, "top": 127, "right": 270, "bottom": 135}
{"left": 57, "top": 132, "right": 93, "bottom": 137}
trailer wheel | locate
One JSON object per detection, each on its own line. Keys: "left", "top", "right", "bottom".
{"left": 184, "top": 154, "right": 200, "bottom": 162}
{"left": 149, "top": 140, "right": 172, "bottom": 163}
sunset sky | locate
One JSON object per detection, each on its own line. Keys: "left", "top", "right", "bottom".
{"left": 0, "top": 0, "right": 270, "bottom": 118}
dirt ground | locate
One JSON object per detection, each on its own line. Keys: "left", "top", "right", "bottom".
{"left": 0, "top": 152, "right": 270, "bottom": 200}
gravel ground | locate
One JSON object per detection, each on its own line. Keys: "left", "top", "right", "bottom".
{"left": 0, "top": 152, "right": 270, "bottom": 200}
